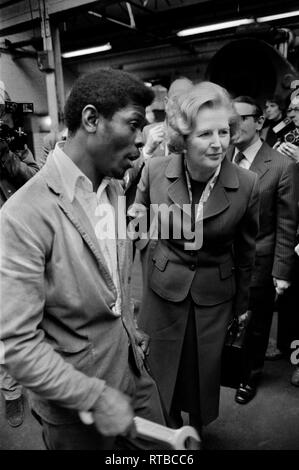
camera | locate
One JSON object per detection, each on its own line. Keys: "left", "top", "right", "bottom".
{"left": 0, "top": 100, "right": 34, "bottom": 153}
{"left": 284, "top": 128, "right": 299, "bottom": 146}
{"left": 0, "top": 122, "right": 28, "bottom": 152}
{"left": 273, "top": 117, "right": 294, "bottom": 137}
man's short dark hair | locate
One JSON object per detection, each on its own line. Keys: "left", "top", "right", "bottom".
{"left": 233, "top": 95, "right": 263, "bottom": 120}
{"left": 64, "top": 69, "right": 154, "bottom": 133}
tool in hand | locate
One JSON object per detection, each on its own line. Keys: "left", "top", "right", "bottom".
{"left": 79, "top": 411, "right": 201, "bottom": 450}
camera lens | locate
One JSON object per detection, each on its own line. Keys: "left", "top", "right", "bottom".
{"left": 285, "top": 132, "right": 296, "bottom": 144}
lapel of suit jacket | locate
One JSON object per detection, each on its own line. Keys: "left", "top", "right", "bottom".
{"left": 202, "top": 157, "right": 239, "bottom": 220}
{"left": 249, "top": 142, "right": 271, "bottom": 179}
{"left": 165, "top": 154, "right": 238, "bottom": 220}
{"left": 42, "top": 156, "right": 116, "bottom": 289}
{"left": 166, "top": 154, "right": 191, "bottom": 215}
{"left": 226, "top": 145, "right": 235, "bottom": 162}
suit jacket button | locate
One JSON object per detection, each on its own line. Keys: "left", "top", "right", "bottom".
{"left": 190, "top": 264, "right": 196, "bottom": 270}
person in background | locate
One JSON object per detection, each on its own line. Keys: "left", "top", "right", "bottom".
{"left": 261, "top": 95, "right": 286, "bottom": 147}
{"left": 229, "top": 96, "right": 298, "bottom": 405}
{"left": 0, "top": 107, "right": 39, "bottom": 427}
{"left": 142, "top": 77, "right": 193, "bottom": 160}
{"left": 292, "top": 240, "right": 299, "bottom": 386}
{"left": 132, "top": 82, "right": 259, "bottom": 438}
{"left": 275, "top": 92, "right": 299, "bottom": 384}
{"left": 0, "top": 110, "right": 39, "bottom": 207}
{"left": 276, "top": 94, "right": 299, "bottom": 163}
{"left": 0, "top": 69, "right": 166, "bottom": 450}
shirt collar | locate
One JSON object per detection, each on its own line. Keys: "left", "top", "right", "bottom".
{"left": 52, "top": 142, "right": 94, "bottom": 202}
{"left": 96, "top": 177, "right": 112, "bottom": 202}
{"left": 234, "top": 138, "right": 263, "bottom": 165}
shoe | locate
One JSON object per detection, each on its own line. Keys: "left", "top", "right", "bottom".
{"left": 235, "top": 383, "right": 256, "bottom": 405}
{"left": 5, "top": 395, "right": 24, "bottom": 427}
{"left": 290, "top": 367, "right": 299, "bottom": 387}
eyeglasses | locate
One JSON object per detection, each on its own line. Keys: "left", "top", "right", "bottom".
{"left": 239, "top": 114, "right": 259, "bottom": 120}
{"left": 287, "top": 107, "right": 299, "bottom": 113}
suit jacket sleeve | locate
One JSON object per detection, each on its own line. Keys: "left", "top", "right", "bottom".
{"left": 0, "top": 209, "right": 105, "bottom": 411}
{"left": 272, "top": 162, "right": 299, "bottom": 281}
{"left": 234, "top": 173, "right": 260, "bottom": 315}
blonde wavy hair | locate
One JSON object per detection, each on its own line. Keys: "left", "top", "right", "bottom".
{"left": 169, "top": 81, "right": 239, "bottom": 142}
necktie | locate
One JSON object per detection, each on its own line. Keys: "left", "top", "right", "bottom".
{"left": 234, "top": 151, "right": 245, "bottom": 166}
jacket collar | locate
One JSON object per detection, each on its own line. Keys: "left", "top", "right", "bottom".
{"left": 165, "top": 153, "right": 239, "bottom": 220}
{"left": 249, "top": 141, "right": 272, "bottom": 179}
{"left": 205, "top": 157, "right": 239, "bottom": 220}
{"left": 228, "top": 142, "right": 272, "bottom": 180}
{"left": 41, "top": 154, "right": 118, "bottom": 291}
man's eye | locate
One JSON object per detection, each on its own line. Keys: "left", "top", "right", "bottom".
{"left": 130, "top": 121, "right": 140, "bottom": 130}
{"left": 220, "top": 129, "right": 229, "bottom": 136}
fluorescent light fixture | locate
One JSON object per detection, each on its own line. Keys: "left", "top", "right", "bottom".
{"left": 257, "top": 10, "right": 299, "bottom": 23}
{"left": 177, "top": 18, "right": 254, "bottom": 37}
{"left": 62, "top": 43, "right": 111, "bottom": 58}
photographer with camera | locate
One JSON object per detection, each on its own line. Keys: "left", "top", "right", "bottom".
{"left": 275, "top": 94, "right": 299, "bottom": 163}
{"left": 0, "top": 106, "right": 39, "bottom": 427}
{"left": 0, "top": 109, "right": 39, "bottom": 208}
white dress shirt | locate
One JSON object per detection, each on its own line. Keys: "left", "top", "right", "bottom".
{"left": 233, "top": 138, "right": 263, "bottom": 169}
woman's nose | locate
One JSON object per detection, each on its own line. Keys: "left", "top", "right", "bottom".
{"left": 211, "top": 133, "right": 221, "bottom": 147}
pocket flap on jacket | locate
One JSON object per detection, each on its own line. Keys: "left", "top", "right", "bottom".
{"left": 152, "top": 254, "right": 168, "bottom": 272}
{"left": 219, "top": 259, "right": 234, "bottom": 279}
{"left": 152, "top": 244, "right": 168, "bottom": 272}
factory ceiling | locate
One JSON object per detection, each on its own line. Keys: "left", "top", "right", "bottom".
{"left": 1, "top": 0, "right": 299, "bottom": 61}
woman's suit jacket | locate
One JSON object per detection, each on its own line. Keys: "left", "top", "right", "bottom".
{"left": 134, "top": 153, "right": 260, "bottom": 423}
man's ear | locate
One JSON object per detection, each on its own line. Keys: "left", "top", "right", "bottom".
{"left": 81, "top": 105, "right": 101, "bottom": 133}
{"left": 256, "top": 115, "right": 265, "bottom": 132}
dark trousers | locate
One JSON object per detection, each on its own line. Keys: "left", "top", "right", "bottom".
{"left": 35, "top": 364, "right": 167, "bottom": 450}
{"left": 241, "top": 282, "right": 276, "bottom": 382}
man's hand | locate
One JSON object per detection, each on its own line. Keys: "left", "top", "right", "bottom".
{"left": 295, "top": 244, "right": 299, "bottom": 256}
{"left": 143, "top": 123, "right": 165, "bottom": 156}
{"left": 90, "top": 385, "right": 135, "bottom": 437}
{"left": 273, "top": 277, "right": 290, "bottom": 295}
{"left": 276, "top": 142, "right": 299, "bottom": 162}
{"left": 134, "top": 327, "right": 150, "bottom": 360}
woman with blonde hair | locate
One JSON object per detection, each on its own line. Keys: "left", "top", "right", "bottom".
{"left": 133, "top": 81, "right": 260, "bottom": 436}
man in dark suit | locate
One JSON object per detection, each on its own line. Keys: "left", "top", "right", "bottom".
{"left": 229, "top": 96, "right": 299, "bottom": 404}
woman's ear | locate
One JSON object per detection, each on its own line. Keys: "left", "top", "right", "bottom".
{"left": 81, "top": 105, "right": 100, "bottom": 133}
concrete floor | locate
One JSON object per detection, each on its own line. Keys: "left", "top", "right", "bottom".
{"left": 1, "top": 253, "right": 298, "bottom": 450}
{"left": 1, "top": 358, "right": 298, "bottom": 450}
